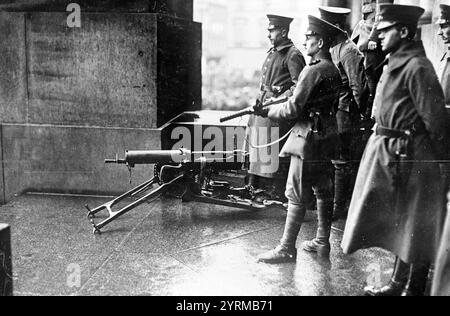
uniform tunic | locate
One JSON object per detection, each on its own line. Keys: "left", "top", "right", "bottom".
{"left": 330, "top": 37, "right": 366, "bottom": 114}
{"left": 342, "top": 41, "right": 448, "bottom": 264}
{"left": 247, "top": 39, "right": 305, "bottom": 178}
{"left": 267, "top": 52, "right": 341, "bottom": 203}
{"left": 352, "top": 18, "right": 387, "bottom": 117}
{"left": 330, "top": 36, "right": 367, "bottom": 161}
{"left": 352, "top": 19, "right": 384, "bottom": 71}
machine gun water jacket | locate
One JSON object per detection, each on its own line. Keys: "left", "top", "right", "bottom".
{"left": 247, "top": 38, "right": 305, "bottom": 178}
{"left": 342, "top": 41, "right": 448, "bottom": 265}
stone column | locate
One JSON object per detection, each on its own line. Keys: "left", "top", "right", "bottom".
{"left": 419, "top": 0, "right": 434, "bottom": 24}
{"left": 0, "top": 0, "right": 202, "bottom": 201}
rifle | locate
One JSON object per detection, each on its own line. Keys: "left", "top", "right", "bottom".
{"left": 86, "top": 149, "right": 277, "bottom": 234}
{"left": 220, "top": 96, "right": 289, "bottom": 123}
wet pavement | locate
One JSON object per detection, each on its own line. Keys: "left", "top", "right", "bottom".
{"left": 0, "top": 193, "right": 395, "bottom": 296}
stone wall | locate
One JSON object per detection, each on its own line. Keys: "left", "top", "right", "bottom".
{"left": 0, "top": 0, "right": 193, "bottom": 19}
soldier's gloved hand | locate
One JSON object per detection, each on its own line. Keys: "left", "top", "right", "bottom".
{"left": 368, "top": 41, "right": 377, "bottom": 51}
{"left": 253, "top": 100, "right": 269, "bottom": 118}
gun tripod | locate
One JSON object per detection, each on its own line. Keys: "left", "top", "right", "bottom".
{"left": 86, "top": 162, "right": 274, "bottom": 235}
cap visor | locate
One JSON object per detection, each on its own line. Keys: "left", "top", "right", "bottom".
{"left": 377, "top": 21, "right": 397, "bottom": 31}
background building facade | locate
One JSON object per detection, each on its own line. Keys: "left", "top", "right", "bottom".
{"left": 195, "top": 0, "right": 444, "bottom": 110}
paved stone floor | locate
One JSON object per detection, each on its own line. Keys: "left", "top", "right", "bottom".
{"left": 0, "top": 192, "right": 396, "bottom": 296}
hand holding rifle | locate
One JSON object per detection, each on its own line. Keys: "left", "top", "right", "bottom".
{"left": 220, "top": 96, "right": 288, "bottom": 123}
{"left": 252, "top": 99, "right": 269, "bottom": 118}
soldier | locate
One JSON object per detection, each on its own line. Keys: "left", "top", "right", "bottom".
{"left": 432, "top": 3, "right": 450, "bottom": 297}
{"left": 341, "top": 4, "right": 448, "bottom": 296}
{"left": 246, "top": 14, "right": 305, "bottom": 203}
{"left": 352, "top": 0, "right": 394, "bottom": 116}
{"left": 437, "top": 4, "right": 450, "bottom": 116}
{"left": 256, "top": 15, "right": 342, "bottom": 263}
{"left": 318, "top": 6, "right": 367, "bottom": 221}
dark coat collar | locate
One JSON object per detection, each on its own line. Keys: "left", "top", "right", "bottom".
{"left": 268, "top": 39, "right": 294, "bottom": 53}
{"left": 387, "top": 40, "right": 426, "bottom": 71}
{"left": 310, "top": 50, "right": 332, "bottom": 64}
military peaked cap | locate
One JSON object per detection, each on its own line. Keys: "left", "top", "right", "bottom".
{"left": 319, "top": 6, "right": 351, "bottom": 27}
{"left": 376, "top": 4, "right": 425, "bottom": 31}
{"left": 305, "top": 15, "right": 344, "bottom": 38}
{"left": 267, "top": 14, "right": 294, "bottom": 30}
{"left": 436, "top": 4, "right": 450, "bottom": 25}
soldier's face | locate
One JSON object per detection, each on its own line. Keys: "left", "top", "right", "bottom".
{"left": 304, "top": 35, "right": 321, "bottom": 57}
{"left": 438, "top": 23, "right": 450, "bottom": 45}
{"left": 378, "top": 25, "right": 402, "bottom": 54}
{"left": 268, "top": 28, "right": 283, "bottom": 46}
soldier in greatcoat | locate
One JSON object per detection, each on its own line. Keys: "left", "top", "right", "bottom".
{"left": 432, "top": 3, "right": 450, "bottom": 297}
{"left": 342, "top": 4, "right": 448, "bottom": 296}
{"left": 246, "top": 15, "right": 305, "bottom": 202}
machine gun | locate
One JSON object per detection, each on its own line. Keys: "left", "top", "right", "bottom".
{"left": 86, "top": 149, "right": 278, "bottom": 234}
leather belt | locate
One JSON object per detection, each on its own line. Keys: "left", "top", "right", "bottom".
{"left": 260, "top": 84, "right": 290, "bottom": 95}
{"left": 375, "top": 125, "right": 414, "bottom": 138}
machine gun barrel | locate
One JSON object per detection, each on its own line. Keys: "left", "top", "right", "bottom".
{"left": 105, "top": 149, "right": 247, "bottom": 167}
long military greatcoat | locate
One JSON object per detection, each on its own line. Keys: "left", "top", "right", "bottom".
{"left": 432, "top": 205, "right": 450, "bottom": 296}
{"left": 432, "top": 49, "right": 450, "bottom": 296}
{"left": 247, "top": 39, "right": 305, "bottom": 178}
{"left": 342, "top": 41, "right": 448, "bottom": 264}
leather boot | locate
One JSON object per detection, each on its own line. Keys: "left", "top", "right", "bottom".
{"left": 256, "top": 245, "right": 297, "bottom": 264}
{"left": 364, "top": 257, "right": 410, "bottom": 296}
{"left": 402, "top": 263, "right": 430, "bottom": 296}
{"left": 332, "top": 164, "right": 349, "bottom": 221}
{"left": 257, "top": 204, "right": 305, "bottom": 264}
{"left": 302, "top": 199, "right": 333, "bottom": 257}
